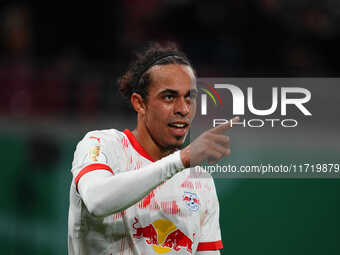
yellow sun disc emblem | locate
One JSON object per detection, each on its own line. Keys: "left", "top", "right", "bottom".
{"left": 152, "top": 219, "right": 177, "bottom": 254}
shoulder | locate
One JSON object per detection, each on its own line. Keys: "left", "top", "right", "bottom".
{"left": 75, "top": 128, "right": 128, "bottom": 149}
{"left": 83, "top": 128, "right": 125, "bottom": 143}
{"left": 73, "top": 128, "right": 127, "bottom": 159}
{"left": 71, "top": 128, "right": 128, "bottom": 170}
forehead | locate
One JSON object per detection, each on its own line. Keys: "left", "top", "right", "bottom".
{"left": 147, "top": 64, "right": 196, "bottom": 94}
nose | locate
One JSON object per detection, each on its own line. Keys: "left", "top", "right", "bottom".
{"left": 174, "top": 97, "right": 190, "bottom": 116}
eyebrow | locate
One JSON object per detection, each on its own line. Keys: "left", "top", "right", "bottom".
{"left": 159, "top": 88, "right": 198, "bottom": 97}
{"left": 159, "top": 89, "right": 179, "bottom": 96}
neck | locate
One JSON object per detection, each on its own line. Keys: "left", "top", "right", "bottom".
{"left": 132, "top": 118, "right": 174, "bottom": 161}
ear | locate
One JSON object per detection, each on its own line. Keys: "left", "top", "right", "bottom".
{"left": 131, "top": 93, "right": 146, "bottom": 114}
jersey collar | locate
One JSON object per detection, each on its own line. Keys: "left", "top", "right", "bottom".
{"left": 123, "top": 129, "right": 155, "bottom": 162}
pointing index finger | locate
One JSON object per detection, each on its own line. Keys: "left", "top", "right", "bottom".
{"left": 211, "top": 116, "right": 240, "bottom": 134}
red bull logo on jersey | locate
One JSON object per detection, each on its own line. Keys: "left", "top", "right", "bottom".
{"left": 132, "top": 217, "right": 158, "bottom": 245}
{"left": 183, "top": 192, "right": 200, "bottom": 212}
{"left": 132, "top": 217, "right": 195, "bottom": 254}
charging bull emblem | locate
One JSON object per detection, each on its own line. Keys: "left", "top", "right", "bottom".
{"left": 132, "top": 218, "right": 195, "bottom": 254}
{"left": 132, "top": 217, "right": 158, "bottom": 245}
{"left": 162, "top": 229, "right": 195, "bottom": 253}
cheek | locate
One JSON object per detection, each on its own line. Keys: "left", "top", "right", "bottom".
{"left": 145, "top": 104, "right": 169, "bottom": 128}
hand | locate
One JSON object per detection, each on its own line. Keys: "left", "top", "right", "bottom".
{"left": 180, "top": 117, "right": 239, "bottom": 168}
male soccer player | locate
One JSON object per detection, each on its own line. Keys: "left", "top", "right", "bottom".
{"left": 68, "top": 42, "right": 235, "bottom": 254}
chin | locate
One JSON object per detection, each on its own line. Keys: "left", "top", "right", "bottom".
{"left": 162, "top": 132, "right": 188, "bottom": 150}
{"left": 170, "top": 137, "right": 186, "bottom": 148}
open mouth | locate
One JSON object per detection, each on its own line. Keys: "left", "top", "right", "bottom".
{"left": 168, "top": 122, "right": 189, "bottom": 136}
{"left": 168, "top": 123, "right": 188, "bottom": 128}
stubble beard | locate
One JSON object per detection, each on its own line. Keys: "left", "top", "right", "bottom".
{"left": 145, "top": 121, "right": 186, "bottom": 155}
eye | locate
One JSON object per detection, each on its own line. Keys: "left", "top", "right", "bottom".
{"left": 164, "top": 95, "right": 174, "bottom": 101}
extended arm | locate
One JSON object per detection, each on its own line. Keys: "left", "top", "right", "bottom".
{"left": 78, "top": 151, "right": 183, "bottom": 217}
{"left": 77, "top": 118, "right": 237, "bottom": 218}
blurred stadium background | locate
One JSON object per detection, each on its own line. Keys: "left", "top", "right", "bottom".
{"left": 1, "top": 1, "right": 339, "bottom": 254}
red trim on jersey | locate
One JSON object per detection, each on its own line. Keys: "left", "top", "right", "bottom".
{"left": 89, "top": 136, "right": 101, "bottom": 143}
{"left": 197, "top": 240, "right": 223, "bottom": 251}
{"left": 75, "top": 163, "right": 113, "bottom": 192}
{"left": 123, "top": 129, "right": 155, "bottom": 162}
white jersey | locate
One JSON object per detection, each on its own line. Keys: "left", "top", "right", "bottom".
{"left": 68, "top": 128, "right": 223, "bottom": 255}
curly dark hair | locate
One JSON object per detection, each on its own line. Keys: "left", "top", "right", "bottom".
{"left": 118, "top": 42, "right": 195, "bottom": 104}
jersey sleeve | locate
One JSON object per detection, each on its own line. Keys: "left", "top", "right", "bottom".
{"left": 71, "top": 131, "right": 120, "bottom": 192}
{"left": 197, "top": 177, "right": 223, "bottom": 252}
